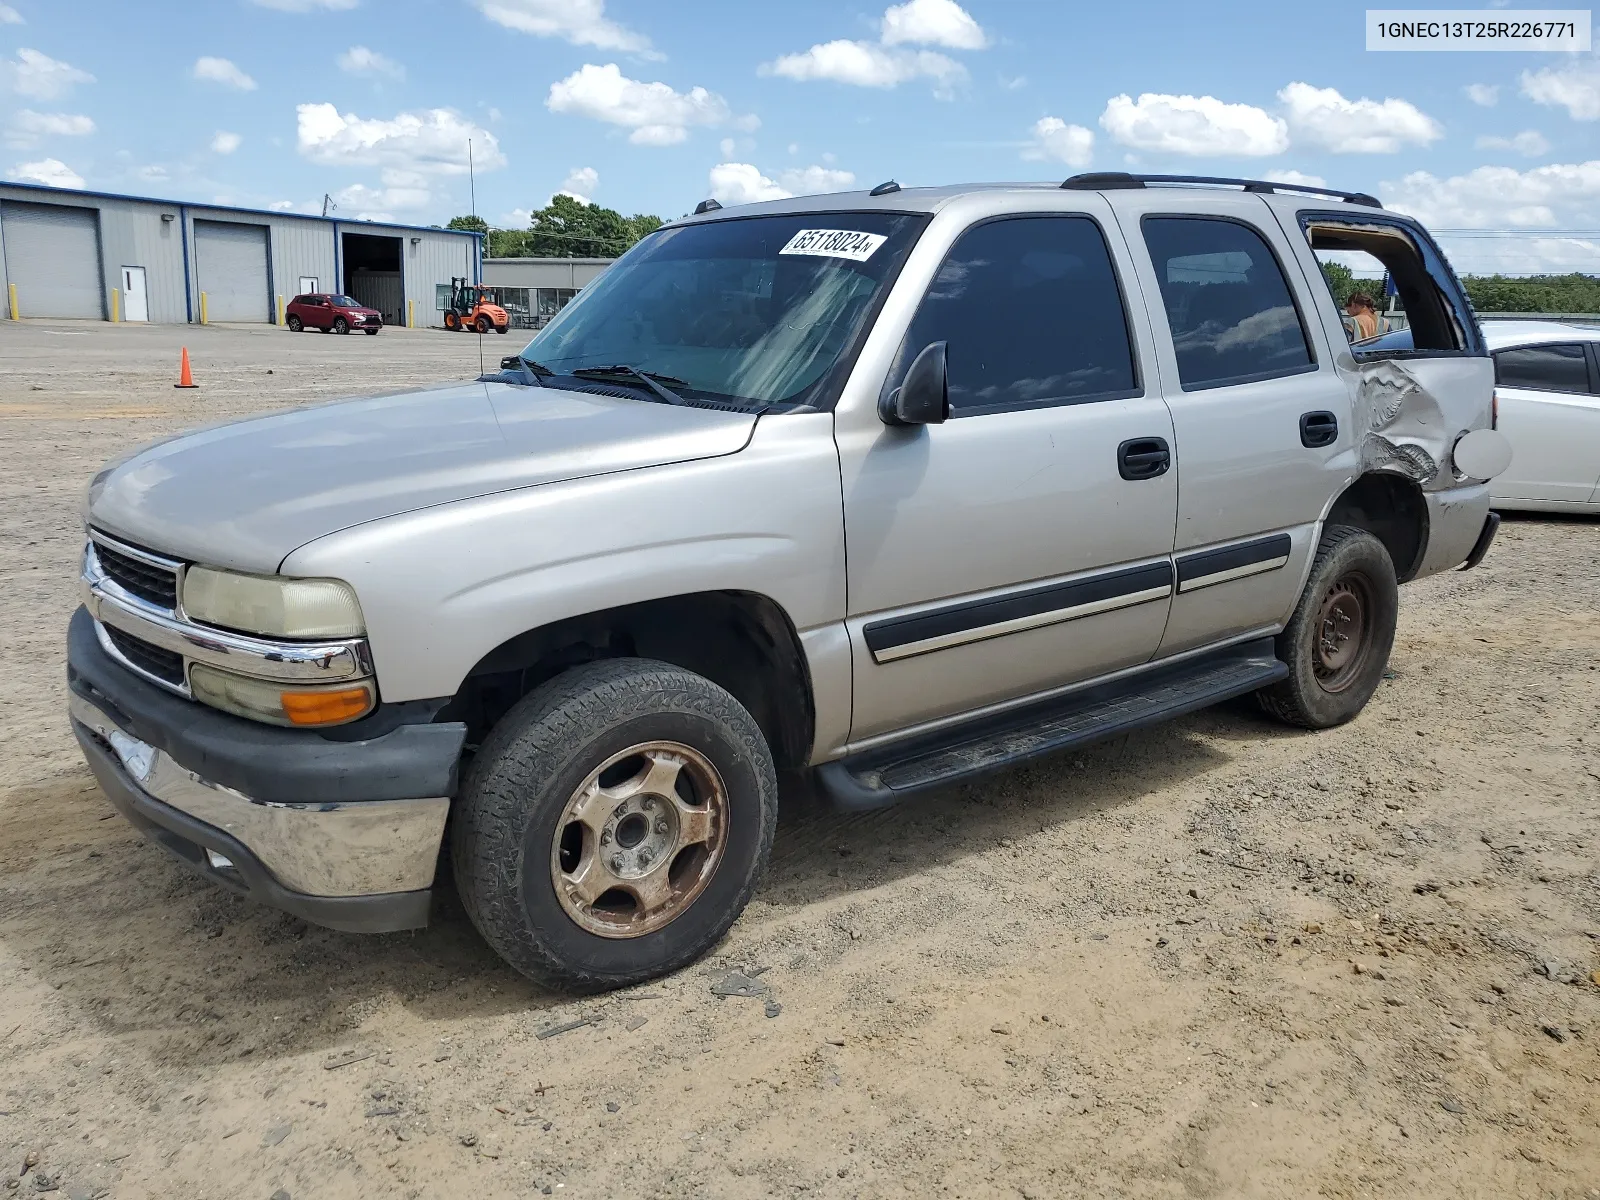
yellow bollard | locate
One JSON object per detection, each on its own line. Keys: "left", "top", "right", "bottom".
{"left": 277, "top": 294, "right": 285, "bottom": 325}
{"left": 407, "top": 299, "right": 414, "bottom": 329}
{"left": 7, "top": 282, "right": 17, "bottom": 320}
{"left": 111, "top": 288, "right": 120, "bottom": 323}
{"left": 199, "top": 291, "right": 208, "bottom": 325}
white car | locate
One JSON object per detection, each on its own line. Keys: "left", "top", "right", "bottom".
{"left": 1482, "top": 320, "right": 1600, "bottom": 514}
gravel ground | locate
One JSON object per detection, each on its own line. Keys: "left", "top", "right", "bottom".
{"left": 1, "top": 320, "right": 1597, "bottom": 1200}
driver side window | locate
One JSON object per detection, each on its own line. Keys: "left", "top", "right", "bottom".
{"left": 894, "top": 215, "right": 1141, "bottom": 416}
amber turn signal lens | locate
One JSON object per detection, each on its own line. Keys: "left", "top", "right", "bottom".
{"left": 281, "top": 685, "right": 374, "bottom": 726}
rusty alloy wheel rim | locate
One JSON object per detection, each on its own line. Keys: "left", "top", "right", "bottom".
{"left": 1313, "top": 571, "right": 1373, "bottom": 693}
{"left": 549, "top": 741, "right": 728, "bottom": 939}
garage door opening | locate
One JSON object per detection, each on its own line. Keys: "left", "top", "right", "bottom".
{"left": 342, "top": 232, "right": 403, "bottom": 326}
{"left": 194, "top": 220, "right": 271, "bottom": 323}
{"left": 1, "top": 200, "right": 105, "bottom": 319}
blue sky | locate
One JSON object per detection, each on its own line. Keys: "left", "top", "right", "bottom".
{"left": 1, "top": 0, "right": 1597, "bottom": 269}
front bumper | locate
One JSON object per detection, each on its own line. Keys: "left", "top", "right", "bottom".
{"left": 68, "top": 607, "right": 465, "bottom": 932}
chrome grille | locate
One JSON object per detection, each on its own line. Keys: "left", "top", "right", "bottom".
{"left": 102, "top": 625, "right": 186, "bottom": 687}
{"left": 93, "top": 539, "right": 178, "bottom": 609}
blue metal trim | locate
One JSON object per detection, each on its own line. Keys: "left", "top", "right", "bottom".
{"left": 333, "top": 222, "right": 341, "bottom": 293}
{"left": 0, "top": 177, "right": 483, "bottom": 239}
{"left": 179, "top": 204, "right": 192, "bottom": 323}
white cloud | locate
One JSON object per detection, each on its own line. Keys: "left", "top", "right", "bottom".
{"left": 1100, "top": 92, "right": 1288, "bottom": 157}
{"left": 719, "top": 136, "right": 736, "bottom": 157}
{"left": 136, "top": 164, "right": 168, "bottom": 182}
{"left": 211, "top": 130, "right": 242, "bottom": 154}
{"left": 1521, "top": 55, "right": 1600, "bottom": 121}
{"left": 547, "top": 63, "right": 752, "bottom": 146}
{"left": 297, "top": 102, "right": 504, "bottom": 174}
{"left": 338, "top": 46, "right": 404, "bottom": 80}
{"left": 3, "top": 48, "right": 94, "bottom": 100}
{"left": 707, "top": 161, "right": 854, "bottom": 206}
{"left": 558, "top": 165, "right": 598, "bottom": 201}
{"left": 4, "top": 108, "right": 93, "bottom": 148}
{"left": 11, "top": 156, "right": 83, "bottom": 188}
{"left": 776, "top": 164, "right": 855, "bottom": 193}
{"left": 1263, "top": 169, "right": 1328, "bottom": 188}
{"left": 761, "top": 41, "right": 964, "bottom": 92}
{"left": 709, "top": 162, "right": 790, "bottom": 205}
{"left": 472, "top": 0, "right": 652, "bottom": 54}
{"left": 0, "top": 4, "right": 23, "bottom": 24}
{"left": 1475, "top": 130, "right": 1550, "bottom": 157}
{"left": 503, "top": 206, "right": 534, "bottom": 225}
{"left": 1022, "top": 116, "right": 1093, "bottom": 167}
{"left": 249, "top": 0, "right": 358, "bottom": 10}
{"left": 880, "top": 0, "right": 987, "bottom": 49}
{"left": 1382, "top": 160, "right": 1600, "bottom": 228}
{"left": 1464, "top": 83, "right": 1499, "bottom": 107}
{"left": 335, "top": 168, "right": 433, "bottom": 217}
{"left": 193, "top": 56, "right": 256, "bottom": 91}
{"left": 1278, "top": 83, "right": 1441, "bottom": 154}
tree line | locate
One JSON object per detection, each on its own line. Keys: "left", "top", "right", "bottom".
{"left": 1320, "top": 260, "right": 1600, "bottom": 315}
{"left": 449, "top": 195, "right": 662, "bottom": 260}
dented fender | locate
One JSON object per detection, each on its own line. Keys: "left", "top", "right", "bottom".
{"left": 1352, "top": 356, "right": 1506, "bottom": 489}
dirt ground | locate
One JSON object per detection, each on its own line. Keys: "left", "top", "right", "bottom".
{"left": 1, "top": 319, "right": 1597, "bottom": 1200}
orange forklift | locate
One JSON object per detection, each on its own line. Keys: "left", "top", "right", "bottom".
{"left": 442, "top": 277, "right": 511, "bottom": 334}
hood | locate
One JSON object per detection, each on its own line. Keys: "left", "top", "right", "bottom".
{"left": 87, "top": 380, "right": 757, "bottom": 571}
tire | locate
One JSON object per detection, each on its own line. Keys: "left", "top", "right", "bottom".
{"left": 495, "top": 325, "right": 509, "bottom": 335}
{"left": 444, "top": 312, "right": 460, "bottom": 331}
{"left": 1257, "top": 525, "right": 1399, "bottom": 730}
{"left": 286, "top": 315, "right": 303, "bottom": 332}
{"left": 475, "top": 315, "right": 492, "bottom": 334}
{"left": 364, "top": 327, "right": 379, "bottom": 335}
{"left": 332, "top": 317, "right": 349, "bottom": 335}
{"left": 452, "top": 658, "right": 778, "bottom": 992}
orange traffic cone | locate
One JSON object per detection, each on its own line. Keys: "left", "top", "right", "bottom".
{"left": 174, "top": 347, "right": 198, "bottom": 389}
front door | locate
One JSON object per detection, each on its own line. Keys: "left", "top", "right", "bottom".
{"left": 1110, "top": 195, "right": 1351, "bottom": 658}
{"left": 836, "top": 207, "right": 1179, "bottom": 742}
{"left": 120, "top": 266, "right": 148, "bottom": 322}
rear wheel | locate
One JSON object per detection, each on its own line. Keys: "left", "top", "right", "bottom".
{"left": 475, "top": 315, "right": 492, "bottom": 334}
{"left": 452, "top": 658, "right": 778, "bottom": 992}
{"left": 444, "top": 311, "right": 461, "bottom": 331}
{"left": 332, "top": 316, "right": 349, "bottom": 335}
{"left": 1257, "top": 525, "right": 1398, "bottom": 729}
{"left": 286, "top": 315, "right": 303, "bottom": 332}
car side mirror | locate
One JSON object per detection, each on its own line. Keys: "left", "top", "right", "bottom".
{"left": 879, "top": 341, "right": 950, "bottom": 426}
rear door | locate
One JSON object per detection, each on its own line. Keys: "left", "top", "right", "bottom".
{"left": 835, "top": 201, "right": 1179, "bottom": 741}
{"left": 1491, "top": 341, "right": 1600, "bottom": 504}
{"left": 1111, "top": 193, "right": 1351, "bottom": 657}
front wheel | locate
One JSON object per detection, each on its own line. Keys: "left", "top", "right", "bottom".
{"left": 444, "top": 311, "right": 461, "bottom": 331}
{"left": 452, "top": 658, "right": 778, "bottom": 992}
{"left": 1257, "top": 525, "right": 1399, "bottom": 729}
{"left": 332, "top": 317, "right": 349, "bottom": 335}
{"left": 475, "top": 315, "right": 492, "bottom": 334}
{"left": 495, "top": 325, "right": 509, "bottom": 335}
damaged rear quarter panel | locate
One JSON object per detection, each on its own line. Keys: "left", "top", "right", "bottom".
{"left": 1353, "top": 355, "right": 1495, "bottom": 488}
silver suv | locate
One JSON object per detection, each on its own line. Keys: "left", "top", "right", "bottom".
{"left": 69, "top": 173, "right": 1511, "bottom": 990}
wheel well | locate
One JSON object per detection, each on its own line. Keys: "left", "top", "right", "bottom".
{"left": 1326, "top": 473, "right": 1429, "bottom": 582}
{"left": 442, "top": 591, "right": 815, "bottom": 770}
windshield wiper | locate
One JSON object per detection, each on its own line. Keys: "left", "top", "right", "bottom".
{"left": 571, "top": 364, "right": 689, "bottom": 406}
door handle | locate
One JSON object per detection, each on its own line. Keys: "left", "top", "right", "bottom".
{"left": 1117, "top": 436, "right": 1170, "bottom": 481}
{"left": 1300, "top": 411, "right": 1338, "bottom": 448}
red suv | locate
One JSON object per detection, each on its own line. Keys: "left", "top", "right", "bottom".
{"left": 286, "top": 294, "right": 383, "bottom": 335}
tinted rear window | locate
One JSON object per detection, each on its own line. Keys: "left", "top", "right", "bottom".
{"left": 1494, "top": 344, "right": 1591, "bottom": 394}
{"left": 1142, "top": 217, "right": 1314, "bottom": 390}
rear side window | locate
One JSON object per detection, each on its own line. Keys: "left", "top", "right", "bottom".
{"left": 896, "top": 215, "right": 1139, "bottom": 415}
{"left": 1142, "top": 217, "right": 1314, "bottom": 390}
{"left": 290, "top": 295, "right": 307, "bottom": 305}
{"left": 1494, "top": 344, "right": 1592, "bottom": 394}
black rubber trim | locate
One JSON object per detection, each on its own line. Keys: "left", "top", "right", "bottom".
{"left": 1176, "top": 533, "right": 1292, "bottom": 587}
{"left": 862, "top": 561, "right": 1174, "bottom": 656}
{"left": 1460, "top": 511, "right": 1500, "bottom": 571}
{"left": 74, "top": 725, "right": 431, "bottom": 933}
{"left": 816, "top": 638, "right": 1287, "bottom": 810}
{"left": 68, "top": 607, "right": 465, "bottom": 805}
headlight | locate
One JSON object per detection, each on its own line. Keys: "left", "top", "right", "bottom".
{"left": 190, "top": 664, "right": 374, "bottom": 727}
{"left": 182, "top": 567, "right": 365, "bottom": 638}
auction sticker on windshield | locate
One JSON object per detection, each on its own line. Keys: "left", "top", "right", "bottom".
{"left": 780, "top": 229, "right": 888, "bottom": 261}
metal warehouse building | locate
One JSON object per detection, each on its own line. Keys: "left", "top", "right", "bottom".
{"left": 480, "top": 257, "right": 613, "bottom": 330}
{"left": 0, "top": 181, "right": 483, "bottom": 327}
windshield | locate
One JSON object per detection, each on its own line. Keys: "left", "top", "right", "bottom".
{"left": 519, "top": 212, "right": 926, "bottom": 409}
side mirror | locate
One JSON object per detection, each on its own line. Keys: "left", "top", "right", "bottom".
{"left": 879, "top": 341, "right": 950, "bottom": 426}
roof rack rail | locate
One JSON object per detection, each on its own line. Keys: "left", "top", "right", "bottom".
{"left": 1059, "top": 171, "right": 1381, "bottom": 208}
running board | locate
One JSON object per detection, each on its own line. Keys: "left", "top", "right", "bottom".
{"left": 815, "top": 638, "right": 1287, "bottom": 811}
